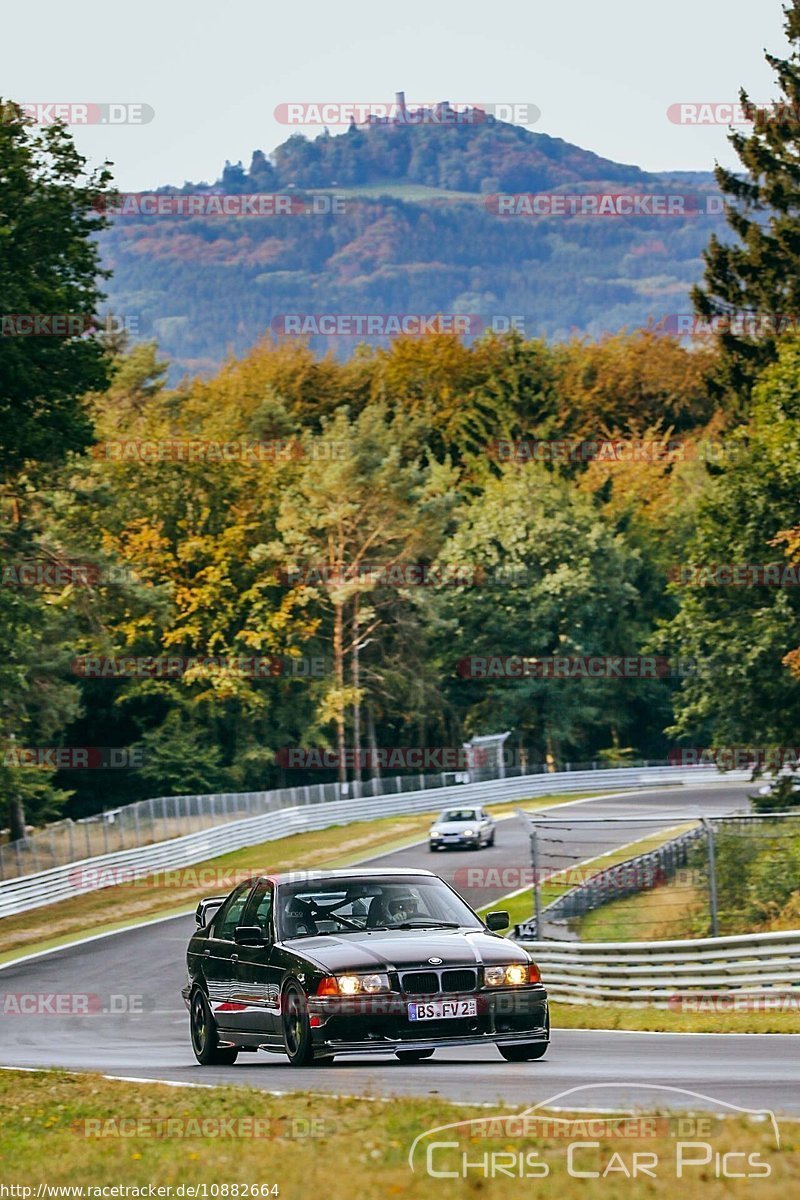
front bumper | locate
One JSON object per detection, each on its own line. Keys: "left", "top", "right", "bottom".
{"left": 307, "top": 986, "right": 548, "bottom": 1052}
{"left": 314, "top": 1028, "right": 549, "bottom": 1055}
{"left": 430, "top": 834, "right": 480, "bottom": 848}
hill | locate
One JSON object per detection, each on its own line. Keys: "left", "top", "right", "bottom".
{"left": 99, "top": 103, "right": 724, "bottom": 377}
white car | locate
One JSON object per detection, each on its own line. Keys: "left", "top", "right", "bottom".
{"left": 429, "top": 806, "right": 495, "bottom": 851}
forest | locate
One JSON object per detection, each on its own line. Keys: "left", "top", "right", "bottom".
{"left": 4, "top": 4, "right": 800, "bottom": 837}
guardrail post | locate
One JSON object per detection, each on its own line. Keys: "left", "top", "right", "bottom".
{"left": 702, "top": 817, "right": 719, "bottom": 937}
{"left": 531, "top": 829, "right": 543, "bottom": 938}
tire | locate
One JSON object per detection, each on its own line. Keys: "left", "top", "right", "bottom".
{"left": 396, "top": 1048, "right": 435, "bottom": 1063}
{"left": 488, "top": 832, "right": 495, "bottom": 846}
{"left": 190, "top": 988, "right": 239, "bottom": 1065}
{"left": 282, "top": 981, "right": 316, "bottom": 1066}
{"left": 497, "top": 1042, "right": 548, "bottom": 1062}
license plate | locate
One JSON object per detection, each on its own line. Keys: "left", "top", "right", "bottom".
{"left": 408, "top": 999, "right": 477, "bottom": 1020}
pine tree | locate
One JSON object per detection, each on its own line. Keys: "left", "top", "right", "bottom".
{"left": 692, "top": 1, "right": 800, "bottom": 399}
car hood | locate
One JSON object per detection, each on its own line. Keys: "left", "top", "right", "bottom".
{"left": 282, "top": 928, "right": 528, "bottom": 973}
{"left": 432, "top": 821, "right": 479, "bottom": 833}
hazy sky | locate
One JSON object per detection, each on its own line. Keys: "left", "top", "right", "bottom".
{"left": 1, "top": 0, "right": 790, "bottom": 190}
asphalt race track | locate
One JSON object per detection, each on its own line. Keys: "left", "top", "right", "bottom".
{"left": 2, "top": 781, "right": 797, "bottom": 1116}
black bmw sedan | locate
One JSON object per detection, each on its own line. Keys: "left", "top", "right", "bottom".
{"left": 182, "top": 868, "right": 549, "bottom": 1067}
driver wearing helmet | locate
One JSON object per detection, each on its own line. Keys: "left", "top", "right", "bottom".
{"left": 385, "top": 891, "right": 421, "bottom": 925}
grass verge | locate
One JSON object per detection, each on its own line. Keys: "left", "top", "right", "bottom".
{"left": 576, "top": 874, "right": 707, "bottom": 942}
{"left": 550, "top": 1000, "right": 800, "bottom": 1035}
{"left": 0, "top": 1069, "right": 796, "bottom": 1197}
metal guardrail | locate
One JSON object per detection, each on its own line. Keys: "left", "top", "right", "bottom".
{"left": 0, "top": 765, "right": 743, "bottom": 919}
{"left": 520, "top": 930, "right": 800, "bottom": 1006}
{"left": 515, "top": 825, "right": 706, "bottom": 938}
{"left": 0, "top": 756, "right": 719, "bottom": 881}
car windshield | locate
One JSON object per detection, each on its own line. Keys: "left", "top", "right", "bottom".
{"left": 440, "top": 809, "right": 477, "bottom": 822}
{"left": 276, "top": 876, "right": 483, "bottom": 939}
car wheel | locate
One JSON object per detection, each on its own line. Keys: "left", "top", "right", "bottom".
{"left": 190, "top": 988, "right": 238, "bottom": 1065}
{"left": 488, "top": 832, "right": 495, "bottom": 846}
{"left": 282, "top": 981, "right": 316, "bottom": 1066}
{"left": 395, "top": 1049, "right": 435, "bottom": 1062}
{"left": 497, "top": 1042, "right": 548, "bottom": 1062}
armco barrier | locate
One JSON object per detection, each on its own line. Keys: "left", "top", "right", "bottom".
{"left": 0, "top": 765, "right": 747, "bottom": 919}
{"left": 519, "top": 930, "right": 800, "bottom": 1006}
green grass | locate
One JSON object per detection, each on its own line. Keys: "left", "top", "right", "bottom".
{"left": 0, "top": 1069, "right": 795, "bottom": 1197}
{"left": 576, "top": 873, "right": 708, "bottom": 942}
{"left": 304, "top": 182, "right": 483, "bottom": 202}
{"left": 551, "top": 1000, "right": 800, "bottom": 1034}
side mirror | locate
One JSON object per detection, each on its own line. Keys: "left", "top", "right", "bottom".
{"left": 234, "top": 924, "right": 265, "bottom": 946}
{"left": 485, "top": 910, "right": 510, "bottom": 931}
{"left": 196, "top": 896, "right": 225, "bottom": 928}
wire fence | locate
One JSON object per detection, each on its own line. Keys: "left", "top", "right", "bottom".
{"left": 515, "top": 811, "right": 800, "bottom": 942}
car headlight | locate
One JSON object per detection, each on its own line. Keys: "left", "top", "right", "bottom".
{"left": 430, "top": 828, "right": 442, "bottom": 837}
{"left": 462, "top": 828, "right": 475, "bottom": 836}
{"left": 319, "top": 972, "right": 391, "bottom": 996}
{"left": 484, "top": 963, "right": 539, "bottom": 987}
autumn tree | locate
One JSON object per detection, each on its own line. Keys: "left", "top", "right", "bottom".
{"left": 276, "top": 404, "right": 457, "bottom": 782}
